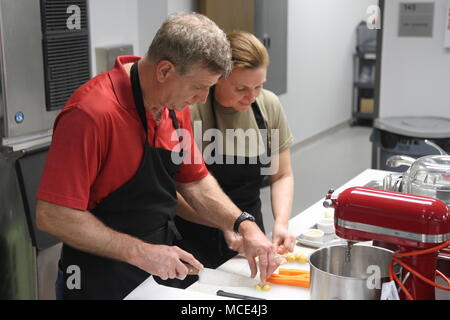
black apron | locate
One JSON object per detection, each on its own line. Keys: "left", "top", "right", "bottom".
{"left": 175, "top": 90, "right": 271, "bottom": 270}
{"left": 61, "top": 62, "right": 183, "bottom": 300}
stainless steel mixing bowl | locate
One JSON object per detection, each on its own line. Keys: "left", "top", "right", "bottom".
{"left": 309, "top": 244, "right": 394, "bottom": 300}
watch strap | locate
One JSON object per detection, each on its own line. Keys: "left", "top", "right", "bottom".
{"left": 233, "top": 211, "right": 256, "bottom": 233}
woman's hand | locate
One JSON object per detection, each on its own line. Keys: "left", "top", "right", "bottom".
{"left": 272, "top": 223, "right": 296, "bottom": 254}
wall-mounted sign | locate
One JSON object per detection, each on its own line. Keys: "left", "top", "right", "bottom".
{"left": 398, "top": 2, "right": 435, "bottom": 37}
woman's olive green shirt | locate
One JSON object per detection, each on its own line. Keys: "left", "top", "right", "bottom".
{"left": 189, "top": 88, "right": 294, "bottom": 159}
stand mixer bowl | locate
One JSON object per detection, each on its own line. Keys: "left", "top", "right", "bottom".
{"left": 309, "top": 244, "right": 395, "bottom": 300}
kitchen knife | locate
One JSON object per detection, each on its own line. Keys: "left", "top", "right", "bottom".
{"left": 188, "top": 266, "right": 260, "bottom": 287}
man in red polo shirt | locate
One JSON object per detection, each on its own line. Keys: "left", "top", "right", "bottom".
{"left": 36, "top": 13, "right": 282, "bottom": 299}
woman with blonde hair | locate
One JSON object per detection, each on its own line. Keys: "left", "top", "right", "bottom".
{"left": 175, "top": 31, "right": 295, "bottom": 272}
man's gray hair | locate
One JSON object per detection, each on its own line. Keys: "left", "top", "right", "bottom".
{"left": 147, "top": 13, "right": 232, "bottom": 76}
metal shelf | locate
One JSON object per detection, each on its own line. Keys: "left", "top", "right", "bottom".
{"left": 354, "top": 82, "right": 375, "bottom": 89}
{"left": 357, "top": 52, "right": 376, "bottom": 60}
{"left": 352, "top": 52, "right": 377, "bottom": 125}
{"left": 353, "top": 111, "right": 376, "bottom": 119}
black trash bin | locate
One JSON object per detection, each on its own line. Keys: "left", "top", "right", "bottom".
{"left": 371, "top": 116, "right": 450, "bottom": 172}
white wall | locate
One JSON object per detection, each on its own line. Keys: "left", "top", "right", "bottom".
{"left": 89, "top": 0, "right": 197, "bottom": 74}
{"left": 136, "top": 0, "right": 168, "bottom": 57}
{"left": 280, "top": 0, "right": 378, "bottom": 143}
{"left": 167, "top": 0, "right": 197, "bottom": 15}
{"left": 137, "top": 0, "right": 197, "bottom": 57}
{"left": 379, "top": 0, "right": 450, "bottom": 118}
{"left": 88, "top": 0, "right": 139, "bottom": 75}
{"left": 89, "top": 0, "right": 377, "bottom": 143}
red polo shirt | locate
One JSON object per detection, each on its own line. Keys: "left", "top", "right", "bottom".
{"left": 37, "top": 56, "right": 208, "bottom": 211}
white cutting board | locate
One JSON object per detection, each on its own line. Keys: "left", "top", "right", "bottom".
{"left": 192, "top": 282, "right": 310, "bottom": 300}
{"left": 187, "top": 248, "right": 313, "bottom": 300}
{"left": 124, "top": 276, "right": 233, "bottom": 300}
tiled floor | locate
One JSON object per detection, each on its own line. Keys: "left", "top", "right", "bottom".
{"left": 260, "top": 123, "right": 373, "bottom": 236}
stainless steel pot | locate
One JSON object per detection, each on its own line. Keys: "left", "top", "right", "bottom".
{"left": 309, "top": 245, "right": 394, "bottom": 300}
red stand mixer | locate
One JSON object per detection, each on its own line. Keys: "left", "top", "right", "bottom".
{"left": 324, "top": 187, "right": 450, "bottom": 300}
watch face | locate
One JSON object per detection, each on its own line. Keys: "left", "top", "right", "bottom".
{"left": 243, "top": 212, "right": 255, "bottom": 221}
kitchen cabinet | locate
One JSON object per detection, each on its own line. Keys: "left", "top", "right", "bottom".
{"left": 0, "top": 151, "right": 37, "bottom": 299}
{"left": 199, "top": 0, "right": 254, "bottom": 34}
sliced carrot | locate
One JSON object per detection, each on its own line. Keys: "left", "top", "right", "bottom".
{"left": 270, "top": 273, "right": 310, "bottom": 280}
{"left": 267, "top": 275, "right": 310, "bottom": 288}
{"left": 278, "top": 268, "right": 310, "bottom": 276}
{"left": 267, "top": 269, "right": 311, "bottom": 288}
{"left": 266, "top": 268, "right": 311, "bottom": 288}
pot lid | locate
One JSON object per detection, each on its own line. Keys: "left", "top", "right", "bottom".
{"left": 374, "top": 117, "right": 450, "bottom": 138}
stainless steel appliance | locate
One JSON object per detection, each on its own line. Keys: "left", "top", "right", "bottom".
{"left": 0, "top": 0, "right": 90, "bottom": 299}
{"left": 1, "top": 0, "right": 90, "bottom": 148}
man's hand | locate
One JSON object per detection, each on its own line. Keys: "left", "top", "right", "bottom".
{"left": 130, "top": 244, "right": 204, "bottom": 280}
{"left": 223, "top": 230, "right": 244, "bottom": 253}
{"left": 177, "top": 175, "right": 283, "bottom": 282}
{"left": 239, "top": 221, "right": 283, "bottom": 282}
{"left": 36, "top": 200, "right": 204, "bottom": 281}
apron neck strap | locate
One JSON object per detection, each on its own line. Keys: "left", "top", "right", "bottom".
{"left": 130, "top": 61, "right": 181, "bottom": 141}
{"left": 251, "top": 101, "right": 271, "bottom": 157}
{"left": 250, "top": 101, "right": 266, "bottom": 131}
{"left": 168, "top": 109, "right": 180, "bottom": 130}
{"left": 130, "top": 62, "right": 149, "bottom": 138}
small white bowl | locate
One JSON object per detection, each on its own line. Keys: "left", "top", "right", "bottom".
{"left": 317, "top": 218, "right": 335, "bottom": 234}
{"left": 301, "top": 228, "right": 325, "bottom": 242}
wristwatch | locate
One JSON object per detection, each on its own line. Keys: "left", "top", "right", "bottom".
{"left": 233, "top": 211, "right": 256, "bottom": 233}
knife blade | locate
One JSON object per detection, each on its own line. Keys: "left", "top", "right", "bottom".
{"left": 188, "top": 266, "right": 259, "bottom": 287}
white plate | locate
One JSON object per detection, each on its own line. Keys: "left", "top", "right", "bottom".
{"left": 296, "top": 223, "right": 344, "bottom": 248}
{"left": 296, "top": 237, "right": 344, "bottom": 248}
